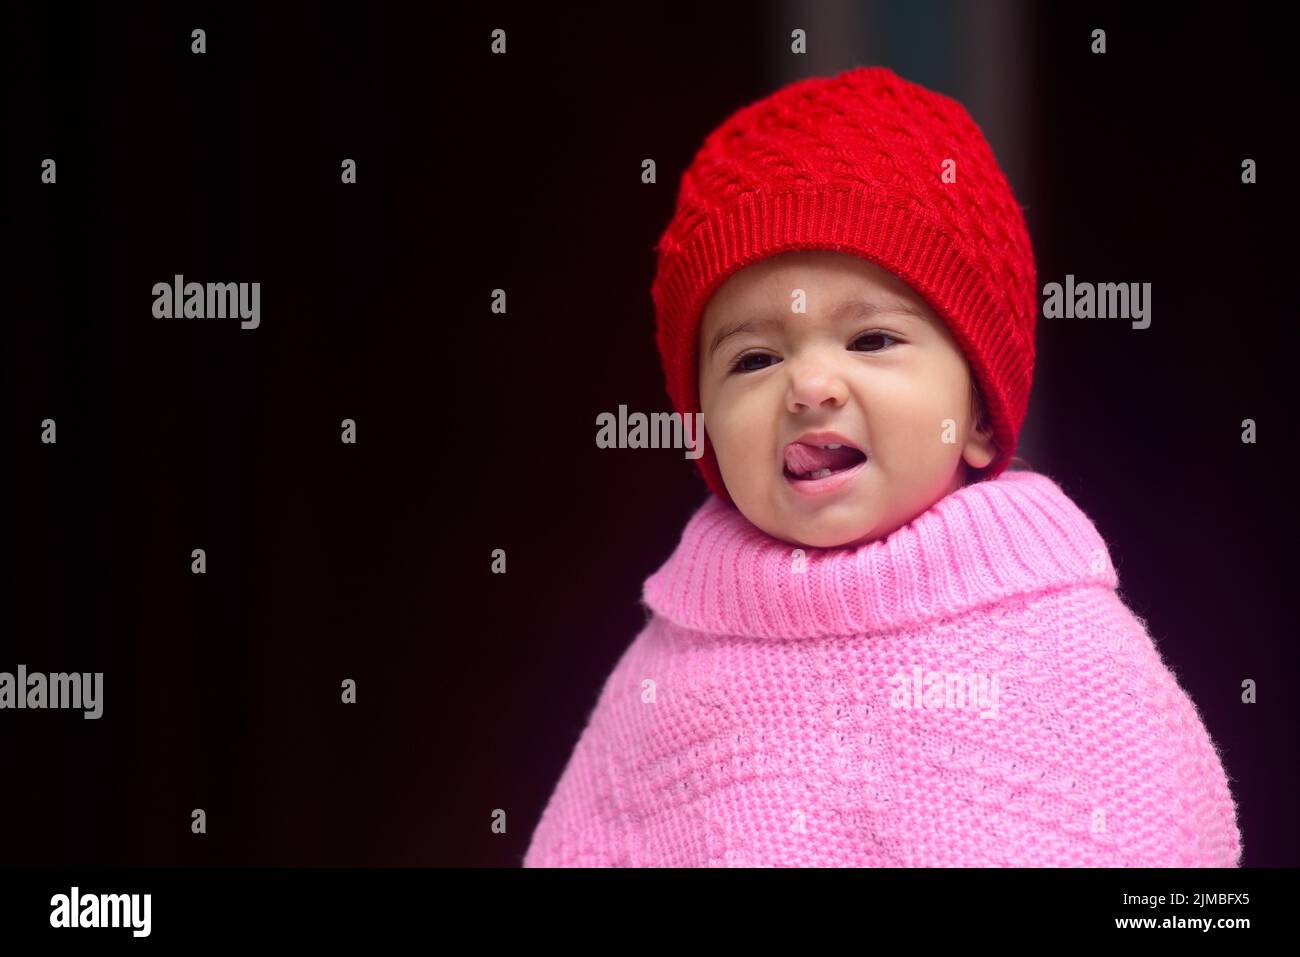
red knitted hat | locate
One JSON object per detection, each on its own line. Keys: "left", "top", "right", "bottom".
{"left": 651, "top": 65, "right": 1037, "bottom": 507}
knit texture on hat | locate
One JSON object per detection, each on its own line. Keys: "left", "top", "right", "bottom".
{"left": 523, "top": 471, "right": 1243, "bottom": 867}
{"left": 651, "top": 65, "right": 1038, "bottom": 506}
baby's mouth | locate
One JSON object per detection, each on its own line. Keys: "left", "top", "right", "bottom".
{"left": 782, "top": 442, "right": 868, "bottom": 481}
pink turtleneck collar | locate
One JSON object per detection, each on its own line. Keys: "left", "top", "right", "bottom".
{"left": 641, "top": 469, "right": 1119, "bottom": 639}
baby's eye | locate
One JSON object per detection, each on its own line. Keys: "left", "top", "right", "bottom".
{"left": 852, "top": 331, "right": 898, "bottom": 352}
{"left": 728, "top": 332, "right": 898, "bottom": 374}
{"left": 731, "top": 352, "right": 776, "bottom": 374}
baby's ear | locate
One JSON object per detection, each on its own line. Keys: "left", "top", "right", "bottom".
{"left": 963, "top": 430, "right": 999, "bottom": 472}
{"left": 964, "top": 384, "right": 998, "bottom": 469}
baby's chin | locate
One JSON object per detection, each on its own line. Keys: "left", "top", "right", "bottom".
{"left": 747, "top": 505, "right": 888, "bottom": 550}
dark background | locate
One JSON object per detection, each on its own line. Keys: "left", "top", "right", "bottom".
{"left": 8, "top": 1, "right": 1296, "bottom": 865}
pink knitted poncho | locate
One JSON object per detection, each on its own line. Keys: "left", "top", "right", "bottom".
{"left": 524, "top": 470, "right": 1243, "bottom": 867}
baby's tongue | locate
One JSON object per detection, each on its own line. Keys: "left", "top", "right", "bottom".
{"left": 784, "top": 442, "right": 860, "bottom": 475}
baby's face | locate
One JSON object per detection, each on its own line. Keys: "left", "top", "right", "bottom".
{"left": 697, "top": 250, "right": 997, "bottom": 549}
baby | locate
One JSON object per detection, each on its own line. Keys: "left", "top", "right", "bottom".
{"left": 524, "top": 66, "right": 1242, "bottom": 867}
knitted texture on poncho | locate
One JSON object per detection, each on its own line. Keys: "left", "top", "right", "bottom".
{"left": 524, "top": 470, "right": 1243, "bottom": 867}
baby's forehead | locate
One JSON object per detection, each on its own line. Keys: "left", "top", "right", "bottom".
{"left": 702, "top": 287, "right": 936, "bottom": 332}
{"left": 706, "top": 254, "right": 930, "bottom": 316}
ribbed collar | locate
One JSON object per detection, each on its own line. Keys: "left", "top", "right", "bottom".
{"left": 641, "top": 470, "right": 1118, "bottom": 639}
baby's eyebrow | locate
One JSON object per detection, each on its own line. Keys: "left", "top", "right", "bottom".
{"left": 707, "top": 298, "right": 924, "bottom": 358}
{"left": 707, "top": 316, "right": 781, "bottom": 358}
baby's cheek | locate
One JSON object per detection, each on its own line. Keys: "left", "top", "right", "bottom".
{"left": 714, "top": 426, "right": 765, "bottom": 487}
{"left": 896, "top": 390, "right": 959, "bottom": 447}
{"left": 712, "top": 432, "right": 747, "bottom": 475}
